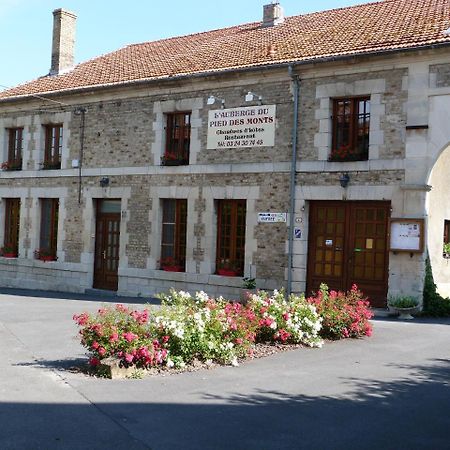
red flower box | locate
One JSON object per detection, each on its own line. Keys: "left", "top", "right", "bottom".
{"left": 217, "top": 268, "right": 239, "bottom": 277}
{"left": 39, "top": 255, "right": 57, "bottom": 262}
{"left": 162, "top": 265, "right": 184, "bottom": 272}
{"left": 2, "top": 253, "right": 17, "bottom": 258}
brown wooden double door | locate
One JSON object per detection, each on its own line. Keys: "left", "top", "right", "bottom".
{"left": 93, "top": 200, "right": 121, "bottom": 291}
{"left": 307, "top": 201, "right": 390, "bottom": 307}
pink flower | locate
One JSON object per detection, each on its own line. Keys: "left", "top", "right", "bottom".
{"left": 92, "top": 341, "right": 99, "bottom": 350}
{"left": 122, "top": 332, "right": 138, "bottom": 342}
{"left": 89, "top": 357, "right": 100, "bottom": 366}
{"left": 109, "top": 332, "right": 119, "bottom": 343}
{"left": 91, "top": 323, "right": 104, "bottom": 337}
{"left": 98, "top": 347, "right": 106, "bottom": 356}
{"left": 131, "top": 309, "right": 149, "bottom": 324}
{"left": 73, "top": 312, "right": 90, "bottom": 326}
{"left": 124, "top": 353, "right": 134, "bottom": 363}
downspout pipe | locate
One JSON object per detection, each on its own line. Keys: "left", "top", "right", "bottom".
{"left": 287, "top": 65, "right": 300, "bottom": 296}
{"left": 74, "top": 107, "right": 87, "bottom": 204}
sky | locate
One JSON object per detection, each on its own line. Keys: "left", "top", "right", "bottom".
{"left": 0, "top": 0, "right": 374, "bottom": 90}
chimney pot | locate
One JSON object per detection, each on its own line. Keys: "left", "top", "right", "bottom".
{"left": 263, "top": 3, "right": 285, "bottom": 28}
{"left": 50, "top": 8, "right": 77, "bottom": 76}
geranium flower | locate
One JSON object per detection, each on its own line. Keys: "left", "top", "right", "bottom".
{"left": 123, "top": 332, "right": 138, "bottom": 342}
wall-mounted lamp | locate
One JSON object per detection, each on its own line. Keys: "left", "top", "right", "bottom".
{"left": 245, "top": 91, "right": 263, "bottom": 104}
{"left": 73, "top": 107, "right": 87, "bottom": 115}
{"left": 339, "top": 173, "right": 350, "bottom": 188}
{"left": 206, "top": 95, "right": 225, "bottom": 108}
{"left": 99, "top": 177, "right": 110, "bottom": 187}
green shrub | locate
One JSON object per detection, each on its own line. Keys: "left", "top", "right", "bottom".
{"left": 423, "top": 257, "right": 450, "bottom": 316}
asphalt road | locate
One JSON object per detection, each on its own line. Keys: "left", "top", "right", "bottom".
{"left": 0, "top": 289, "right": 449, "bottom": 450}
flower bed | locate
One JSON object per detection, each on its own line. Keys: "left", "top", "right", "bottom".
{"left": 74, "top": 285, "right": 372, "bottom": 376}
{"left": 307, "top": 283, "right": 373, "bottom": 339}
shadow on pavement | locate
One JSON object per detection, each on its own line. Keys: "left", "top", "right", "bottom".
{"left": 3, "top": 358, "right": 449, "bottom": 449}
{"left": 371, "top": 315, "right": 450, "bottom": 326}
{"left": 0, "top": 287, "right": 160, "bottom": 306}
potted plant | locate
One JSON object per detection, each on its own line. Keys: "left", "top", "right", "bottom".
{"left": 159, "top": 256, "right": 184, "bottom": 272}
{"left": 388, "top": 295, "right": 420, "bottom": 320}
{"left": 0, "top": 243, "right": 18, "bottom": 258}
{"left": 34, "top": 248, "right": 57, "bottom": 262}
{"left": 240, "top": 277, "right": 257, "bottom": 302}
{"left": 443, "top": 242, "right": 450, "bottom": 259}
{"left": 161, "top": 152, "right": 187, "bottom": 166}
{"left": 216, "top": 258, "right": 240, "bottom": 276}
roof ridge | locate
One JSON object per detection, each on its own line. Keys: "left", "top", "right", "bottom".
{"left": 122, "top": 0, "right": 404, "bottom": 50}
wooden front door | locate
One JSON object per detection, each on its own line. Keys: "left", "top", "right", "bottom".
{"left": 93, "top": 200, "right": 121, "bottom": 291}
{"left": 306, "top": 201, "right": 390, "bottom": 307}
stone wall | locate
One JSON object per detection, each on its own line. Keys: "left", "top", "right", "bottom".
{"left": 430, "top": 63, "right": 450, "bottom": 88}
{"left": 1, "top": 51, "right": 449, "bottom": 299}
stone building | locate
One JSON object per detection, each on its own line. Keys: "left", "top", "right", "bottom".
{"left": 1, "top": 0, "right": 450, "bottom": 307}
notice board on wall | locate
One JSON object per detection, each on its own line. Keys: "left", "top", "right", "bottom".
{"left": 389, "top": 218, "right": 424, "bottom": 253}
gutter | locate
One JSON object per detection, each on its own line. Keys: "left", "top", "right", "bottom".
{"left": 1, "top": 41, "right": 450, "bottom": 105}
{"left": 287, "top": 65, "right": 300, "bottom": 296}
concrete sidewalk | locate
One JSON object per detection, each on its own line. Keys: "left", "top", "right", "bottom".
{"left": 0, "top": 290, "right": 449, "bottom": 450}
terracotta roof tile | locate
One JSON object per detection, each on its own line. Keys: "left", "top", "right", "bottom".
{"left": 1, "top": 0, "right": 450, "bottom": 100}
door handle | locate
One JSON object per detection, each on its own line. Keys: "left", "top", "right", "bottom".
{"left": 102, "top": 251, "right": 106, "bottom": 259}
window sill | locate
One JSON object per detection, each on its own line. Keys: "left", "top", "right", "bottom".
{"left": 216, "top": 269, "right": 242, "bottom": 277}
{"left": 328, "top": 157, "right": 368, "bottom": 163}
{"left": 161, "top": 160, "right": 189, "bottom": 167}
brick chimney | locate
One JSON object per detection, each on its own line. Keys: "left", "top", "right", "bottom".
{"left": 50, "top": 8, "right": 77, "bottom": 76}
{"left": 262, "top": 3, "right": 285, "bottom": 27}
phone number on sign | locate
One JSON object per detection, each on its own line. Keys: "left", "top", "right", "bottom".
{"left": 217, "top": 139, "right": 264, "bottom": 148}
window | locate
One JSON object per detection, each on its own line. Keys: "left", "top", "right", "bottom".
{"left": 37, "top": 199, "right": 59, "bottom": 261}
{"left": 443, "top": 220, "right": 450, "bottom": 258}
{"left": 216, "top": 200, "right": 246, "bottom": 276}
{"left": 43, "top": 124, "right": 63, "bottom": 169}
{"left": 160, "top": 199, "right": 187, "bottom": 271}
{"left": 330, "top": 97, "right": 370, "bottom": 162}
{"left": 2, "top": 128, "right": 23, "bottom": 171}
{"left": 2, "top": 198, "right": 20, "bottom": 257}
{"left": 162, "top": 112, "right": 191, "bottom": 166}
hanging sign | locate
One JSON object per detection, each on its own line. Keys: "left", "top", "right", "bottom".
{"left": 258, "top": 212, "right": 287, "bottom": 223}
{"left": 389, "top": 219, "right": 424, "bottom": 252}
{"left": 207, "top": 105, "right": 276, "bottom": 149}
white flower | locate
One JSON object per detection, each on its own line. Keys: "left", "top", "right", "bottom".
{"left": 178, "top": 290, "right": 192, "bottom": 299}
{"left": 195, "top": 291, "right": 209, "bottom": 303}
{"left": 166, "top": 358, "right": 174, "bottom": 368}
{"left": 270, "top": 321, "right": 277, "bottom": 330}
{"left": 230, "top": 356, "right": 239, "bottom": 367}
